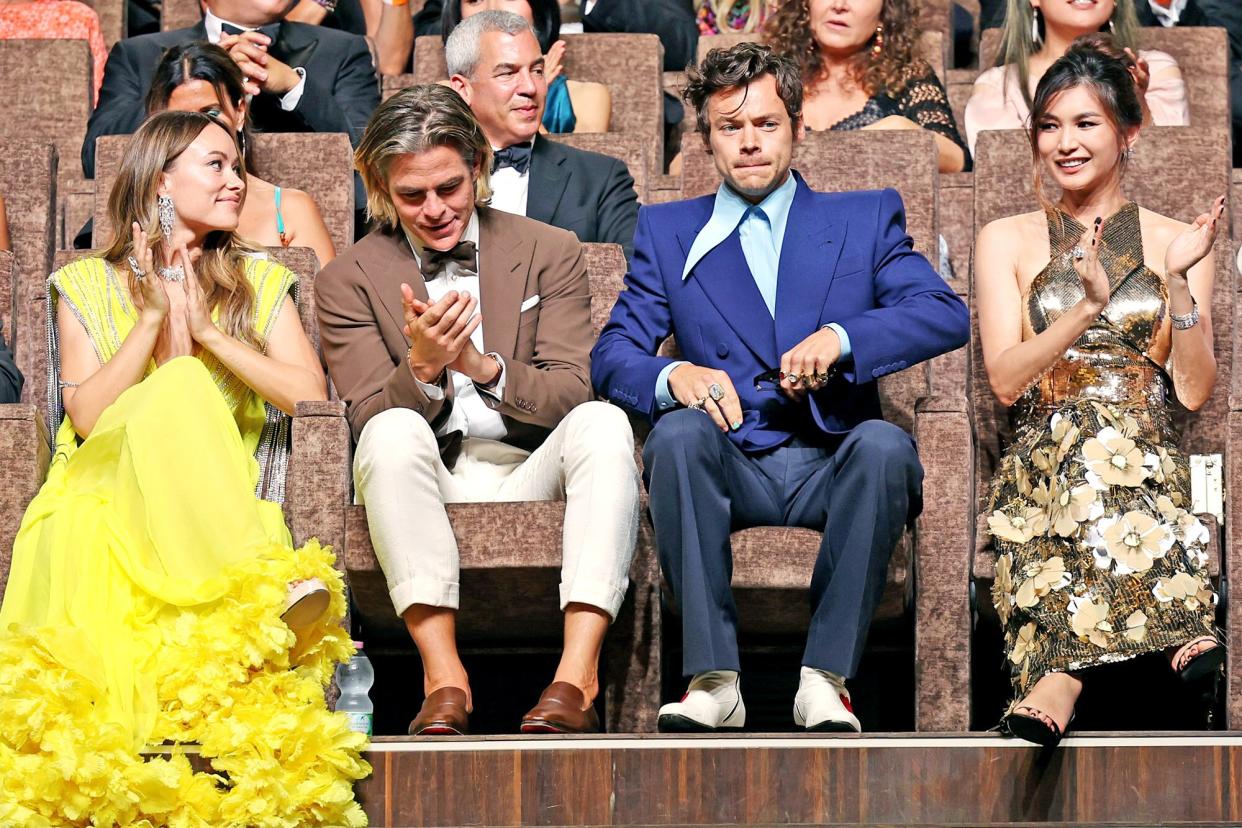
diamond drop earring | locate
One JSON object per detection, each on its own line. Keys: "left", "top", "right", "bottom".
{"left": 1032, "top": 7, "right": 1043, "bottom": 45}
{"left": 157, "top": 194, "right": 175, "bottom": 241}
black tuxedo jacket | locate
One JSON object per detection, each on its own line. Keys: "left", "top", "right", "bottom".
{"left": 82, "top": 20, "right": 379, "bottom": 177}
{"left": 527, "top": 137, "right": 639, "bottom": 260}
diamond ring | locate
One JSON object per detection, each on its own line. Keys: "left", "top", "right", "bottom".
{"left": 1071, "top": 245, "right": 1085, "bottom": 261}
{"left": 159, "top": 265, "right": 186, "bottom": 283}
{"left": 708, "top": 383, "right": 725, "bottom": 401}
{"left": 126, "top": 255, "right": 146, "bottom": 280}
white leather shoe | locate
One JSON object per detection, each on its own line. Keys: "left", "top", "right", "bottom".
{"left": 793, "top": 666, "right": 861, "bottom": 733}
{"left": 658, "top": 670, "right": 746, "bottom": 732}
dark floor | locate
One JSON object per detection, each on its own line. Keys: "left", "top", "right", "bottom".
{"left": 365, "top": 597, "right": 1225, "bottom": 736}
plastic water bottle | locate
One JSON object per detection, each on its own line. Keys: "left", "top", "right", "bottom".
{"left": 335, "top": 641, "right": 375, "bottom": 737}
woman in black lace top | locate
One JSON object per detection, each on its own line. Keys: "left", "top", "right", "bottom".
{"left": 764, "top": 0, "right": 969, "bottom": 172}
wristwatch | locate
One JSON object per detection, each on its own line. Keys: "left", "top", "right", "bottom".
{"left": 1170, "top": 299, "right": 1200, "bottom": 330}
{"left": 478, "top": 352, "right": 504, "bottom": 390}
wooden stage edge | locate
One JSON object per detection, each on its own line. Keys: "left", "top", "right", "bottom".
{"left": 355, "top": 732, "right": 1242, "bottom": 827}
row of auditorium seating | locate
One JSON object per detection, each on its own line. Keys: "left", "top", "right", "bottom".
{"left": 4, "top": 20, "right": 1236, "bottom": 253}
{"left": 1, "top": 112, "right": 1238, "bottom": 730}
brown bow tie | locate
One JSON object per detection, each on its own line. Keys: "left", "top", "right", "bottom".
{"left": 421, "top": 240, "right": 478, "bottom": 281}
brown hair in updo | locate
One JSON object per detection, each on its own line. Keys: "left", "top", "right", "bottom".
{"left": 1029, "top": 34, "right": 1144, "bottom": 209}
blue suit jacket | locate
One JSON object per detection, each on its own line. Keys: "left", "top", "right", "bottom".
{"left": 590, "top": 175, "right": 970, "bottom": 453}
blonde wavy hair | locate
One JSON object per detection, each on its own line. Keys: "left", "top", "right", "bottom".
{"left": 102, "top": 111, "right": 264, "bottom": 350}
{"left": 763, "top": 0, "right": 925, "bottom": 96}
{"left": 354, "top": 84, "right": 493, "bottom": 231}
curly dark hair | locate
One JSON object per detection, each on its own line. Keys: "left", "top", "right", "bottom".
{"left": 763, "top": 0, "right": 925, "bottom": 97}
{"left": 683, "top": 41, "right": 803, "bottom": 139}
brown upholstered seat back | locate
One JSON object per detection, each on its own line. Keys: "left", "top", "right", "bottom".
{"left": 583, "top": 242, "right": 628, "bottom": 341}
{"left": 411, "top": 35, "right": 445, "bottom": 84}
{"left": 248, "top": 132, "right": 355, "bottom": 256}
{"left": 0, "top": 141, "right": 57, "bottom": 405}
{"left": 547, "top": 131, "right": 650, "bottom": 203}
{"left": 0, "top": 251, "right": 12, "bottom": 360}
{"left": 79, "top": 0, "right": 125, "bottom": 49}
{"left": 978, "top": 27, "right": 1230, "bottom": 131}
{"left": 160, "top": 0, "right": 201, "bottom": 31}
{"left": 0, "top": 40, "right": 92, "bottom": 189}
{"left": 93, "top": 133, "right": 354, "bottom": 257}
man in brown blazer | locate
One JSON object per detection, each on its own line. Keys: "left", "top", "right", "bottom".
{"left": 316, "top": 84, "right": 639, "bottom": 736}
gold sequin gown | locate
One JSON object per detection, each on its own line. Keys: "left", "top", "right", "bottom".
{"left": 987, "top": 203, "right": 1216, "bottom": 706}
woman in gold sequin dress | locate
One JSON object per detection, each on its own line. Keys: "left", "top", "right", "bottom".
{"left": 975, "top": 36, "right": 1227, "bottom": 747}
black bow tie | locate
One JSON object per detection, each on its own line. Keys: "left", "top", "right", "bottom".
{"left": 492, "top": 142, "right": 532, "bottom": 175}
{"left": 421, "top": 240, "right": 478, "bottom": 281}
{"left": 220, "top": 21, "right": 282, "bottom": 42}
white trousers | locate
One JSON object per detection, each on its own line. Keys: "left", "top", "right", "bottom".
{"left": 354, "top": 401, "right": 640, "bottom": 619}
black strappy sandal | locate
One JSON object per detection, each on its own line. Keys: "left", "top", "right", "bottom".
{"left": 1000, "top": 706, "right": 1073, "bottom": 748}
{"left": 1175, "top": 638, "right": 1227, "bottom": 683}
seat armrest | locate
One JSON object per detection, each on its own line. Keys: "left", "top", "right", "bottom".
{"left": 286, "top": 400, "right": 350, "bottom": 556}
{"left": 0, "top": 404, "right": 51, "bottom": 594}
{"left": 912, "top": 399, "right": 973, "bottom": 731}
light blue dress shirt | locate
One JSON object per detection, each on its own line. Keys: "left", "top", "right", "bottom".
{"left": 655, "top": 175, "right": 852, "bottom": 410}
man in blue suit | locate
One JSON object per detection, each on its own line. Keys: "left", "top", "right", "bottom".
{"left": 591, "top": 43, "right": 969, "bottom": 733}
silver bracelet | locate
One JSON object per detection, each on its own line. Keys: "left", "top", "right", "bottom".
{"left": 1170, "top": 299, "right": 1200, "bottom": 330}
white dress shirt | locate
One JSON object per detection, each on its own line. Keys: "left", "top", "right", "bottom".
{"left": 487, "top": 136, "right": 534, "bottom": 217}
{"left": 403, "top": 212, "right": 509, "bottom": 441}
{"left": 203, "top": 9, "right": 307, "bottom": 112}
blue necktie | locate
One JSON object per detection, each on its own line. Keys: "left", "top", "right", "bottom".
{"left": 739, "top": 205, "right": 778, "bottom": 317}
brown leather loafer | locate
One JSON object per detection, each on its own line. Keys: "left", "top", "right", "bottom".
{"left": 409, "top": 687, "right": 470, "bottom": 735}
{"left": 520, "top": 681, "right": 600, "bottom": 734}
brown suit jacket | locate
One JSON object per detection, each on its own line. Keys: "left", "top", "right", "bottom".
{"left": 316, "top": 206, "right": 594, "bottom": 464}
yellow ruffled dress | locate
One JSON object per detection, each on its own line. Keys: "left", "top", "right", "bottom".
{"left": 0, "top": 257, "right": 370, "bottom": 827}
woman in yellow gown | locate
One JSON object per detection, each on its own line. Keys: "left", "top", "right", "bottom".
{"left": 0, "top": 111, "right": 369, "bottom": 826}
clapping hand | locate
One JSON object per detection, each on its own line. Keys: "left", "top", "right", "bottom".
{"left": 545, "top": 39, "right": 566, "bottom": 84}
{"left": 1165, "top": 194, "right": 1226, "bottom": 281}
{"left": 401, "top": 284, "right": 481, "bottom": 384}
{"left": 129, "top": 222, "right": 169, "bottom": 323}
{"left": 177, "top": 244, "right": 218, "bottom": 344}
{"left": 1123, "top": 48, "right": 1151, "bottom": 97}
{"left": 1073, "top": 216, "right": 1109, "bottom": 313}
